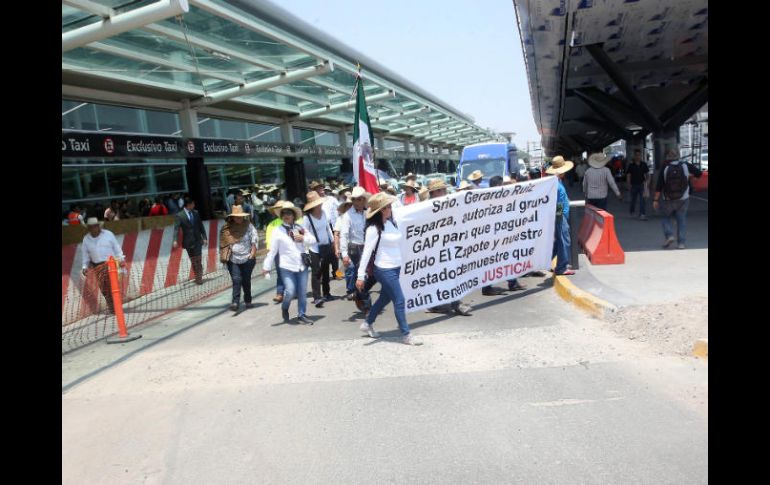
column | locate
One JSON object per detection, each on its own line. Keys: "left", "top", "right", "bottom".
{"left": 339, "top": 127, "right": 352, "bottom": 174}
{"left": 281, "top": 119, "right": 305, "bottom": 201}
{"left": 179, "top": 100, "right": 212, "bottom": 219}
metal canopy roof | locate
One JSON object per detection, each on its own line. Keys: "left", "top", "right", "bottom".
{"left": 513, "top": 0, "right": 708, "bottom": 157}
{"left": 62, "top": 0, "right": 504, "bottom": 147}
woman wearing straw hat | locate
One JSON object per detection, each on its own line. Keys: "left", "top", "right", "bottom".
{"left": 356, "top": 193, "right": 423, "bottom": 345}
{"left": 262, "top": 201, "right": 316, "bottom": 324}
{"left": 582, "top": 153, "right": 622, "bottom": 210}
{"left": 219, "top": 205, "right": 259, "bottom": 312}
{"left": 546, "top": 156, "right": 576, "bottom": 276}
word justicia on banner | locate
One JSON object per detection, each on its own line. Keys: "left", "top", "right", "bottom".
{"left": 393, "top": 177, "right": 557, "bottom": 313}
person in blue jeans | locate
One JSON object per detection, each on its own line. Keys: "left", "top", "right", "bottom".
{"left": 547, "top": 156, "right": 576, "bottom": 276}
{"left": 356, "top": 192, "right": 422, "bottom": 346}
{"left": 262, "top": 202, "right": 316, "bottom": 324}
{"left": 219, "top": 205, "right": 259, "bottom": 311}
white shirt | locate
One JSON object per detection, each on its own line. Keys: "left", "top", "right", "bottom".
{"left": 81, "top": 229, "right": 124, "bottom": 269}
{"left": 303, "top": 213, "right": 333, "bottom": 253}
{"left": 358, "top": 220, "right": 402, "bottom": 280}
{"left": 339, "top": 207, "right": 366, "bottom": 257}
{"left": 263, "top": 224, "right": 316, "bottom": 273}
{"left": 322, "top": 197, "right": 340, "bottom": 227}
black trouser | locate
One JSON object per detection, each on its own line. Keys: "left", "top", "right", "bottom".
{"left": 90, "top": 262, "right": 114, "bottom": 313}
{"left": 227, "top": 259, "right": 256, "bottom": 304}
{"left": 310, "top": 247, "right": 334, "bottom": 299}
{"left": 186, "top": 245, "right": 204, "bottom": 283}
{"left": 331, "top": 254, "right": 339, "bottom": 279}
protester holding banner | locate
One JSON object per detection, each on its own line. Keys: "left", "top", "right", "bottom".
{"left": 489, "top": 176, "right": 527, "bottom": 291}
{"left": 547, "top": 156, "right": 576, "bottom": 276}
{"left": 262, "top": 202, "right": 315, "bottom": 324}
{"left": 356, "top": 193, "right": 422, "bottom": 346}
{"left": 468, "top": 170, "right": 484, "bottom": 188}
{"left": 425, "top": 178, "right": 472, "bottom": 316}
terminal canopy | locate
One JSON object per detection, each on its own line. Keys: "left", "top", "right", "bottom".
{"left": 62, "top": 0, "right": 504, "bottom": 147}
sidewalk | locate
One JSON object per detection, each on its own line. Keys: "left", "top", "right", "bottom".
{"left": 564, "top": 182, "right": 708, "bottom": 308}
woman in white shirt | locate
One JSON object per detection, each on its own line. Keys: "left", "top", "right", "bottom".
{"left": 219, "top": 205, "right": 259, "bottom": 312}
{"left": 262, "top": 202, "right": 316, "bottom": 324}
{"left": 355, "top": 193, "right": 422, "bottom": 345}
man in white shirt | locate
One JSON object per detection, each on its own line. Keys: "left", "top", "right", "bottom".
{"left": 339, "top": 187, "right": 368, "bottom": 300}
{"left": 318, "top": 184, "right": 341, "bottom": 280}
{"left": 81, "top": 217, "right": 126, "bottom": 314}
{"left": 303, "top": 191, "right": 335, "bottom": 307}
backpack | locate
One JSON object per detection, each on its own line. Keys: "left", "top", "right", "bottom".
{"left": 663, "top": 162, "right": 688, "bottom": 200}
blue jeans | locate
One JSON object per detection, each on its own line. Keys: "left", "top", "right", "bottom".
{"left": 661, "top": 198, "right": 689, "bottom": 245}
{"left": 630, "top": 184, "right": 646, "bottom": 215}
{"left": 227, "top": 258, "right": 256, "bottom": 304}
{"left": 367, "top": 266, "right": 411, "bottom": 336}
{"left": 281, "top": 268, "right": 309, "bottom": 317}
{"left": 587, "top": 198, "right": 607, "bottom": 210}
{"left": 344, "top": 261, "right": 357, "bottom": 294}
{"left": 552, "top": 217, "right": 571, "bottom": 274}
{"left": 274, "top": 254, "right": 284, "bottom": 296}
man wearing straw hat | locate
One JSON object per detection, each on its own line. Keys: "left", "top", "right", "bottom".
{"left": 303, "top": 191, "right": 336, "bottom": 307}
{"left": 81, "top": 217, "right": 126, "bottom": 314}
{"left": 468, "top": 170, "right": 484, "bottom": 188}
{"left": 339, "top": 186, "right": 371, "bottom": 305}
{"left": 546, "top": 156, "right": 576, "bottom": 276}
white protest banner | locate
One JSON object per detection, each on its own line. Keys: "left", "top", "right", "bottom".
{"left": 393, "top": 176, "right": 558, "bottom": 313}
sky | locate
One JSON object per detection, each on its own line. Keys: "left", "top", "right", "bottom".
{"left": 276, "top": 0, "right": 541, "bottom": 150}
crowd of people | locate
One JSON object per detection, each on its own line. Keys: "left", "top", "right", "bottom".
{"left": 79, "top": 149, "right": 700, "bottom": 345}
{"left": 64, "top": 193, "right": 191, "bottom": 226}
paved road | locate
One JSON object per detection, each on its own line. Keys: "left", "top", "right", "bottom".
{"left": 62, "top": 275, "right": 708, "bottom": 485}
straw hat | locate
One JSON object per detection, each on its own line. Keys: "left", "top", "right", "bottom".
{"left": 365, "top": 192, "right": 396, "bottom": 219}
{"left": 303, "top": 191, "right": 327, "bottom": 212}
{"left": 85, "top": 217, "right": 103, "bottom": 227}
{"left": 405, "top": 172, "right": 417, "bottom": 182}
{"left": 586, "top": 153, "right": 609, "bottom": 169}
{"left": 275, "top": 201, "right": 303, "bottom": 220}
{"left": 350, "top": 186, "right": 368, "bottom": 199}
{"left": 227, "top": 205, "right": 251, "bottom": 219}
{"left": 418, "top": 187, "right": 429, "bottom": 201}
{"left": 547, "top": 155, "right": 575, "bottom": 174}
{"left": 239, "top": 189, "right": 251, "bottom": 196}
{"left": 269, "top": 200, "right": 286, "bottom": 217}
{"left": 308, "top": 181, "right": 323, "bottom": 191}
{"left": 402, "top": 179, "right": 418, "bottom": 191}
{"left": 427, "top": 178, "right": 448, "bottom": 193}
{"left": 337, "top": 196, "right": 353, "bottom": 214}
{"left": 467, "top": 170, "right": 483, "bottom": 182}
{"left": 457, "top": 180, "right": 472, "bottom": 191}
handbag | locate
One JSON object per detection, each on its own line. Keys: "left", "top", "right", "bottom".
{"left": 366, "top": 230, "right": 382, "bottom": 279}
{"left": 308, "top": 217, "right": 333, "bottom": 260}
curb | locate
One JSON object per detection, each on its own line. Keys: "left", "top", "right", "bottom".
{"left": 692, "top": 338, "right": 708, "bottom": 360}
{"left": 553, "top": 274, "right": 617, "bottom": 318}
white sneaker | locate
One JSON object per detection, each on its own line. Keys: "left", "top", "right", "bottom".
{"left": 402, "top": 334, "right": 423, "bottom": 346}
{"left": 663, "top": 237, "right": 675, "bottom": 248}
{"left": 677, "top": 243, "right": 686, "bottom": 249}
{"left": 360, "top": 322, "right": 380, "bottom": 338}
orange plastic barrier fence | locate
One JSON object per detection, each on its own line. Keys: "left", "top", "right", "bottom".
{"left": 577, "top": 205, "right": 625, "bottom": 265}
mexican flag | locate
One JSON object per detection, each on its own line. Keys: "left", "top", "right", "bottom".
{"left": 352, "top": 75, "right": 380, "bottom": 194}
